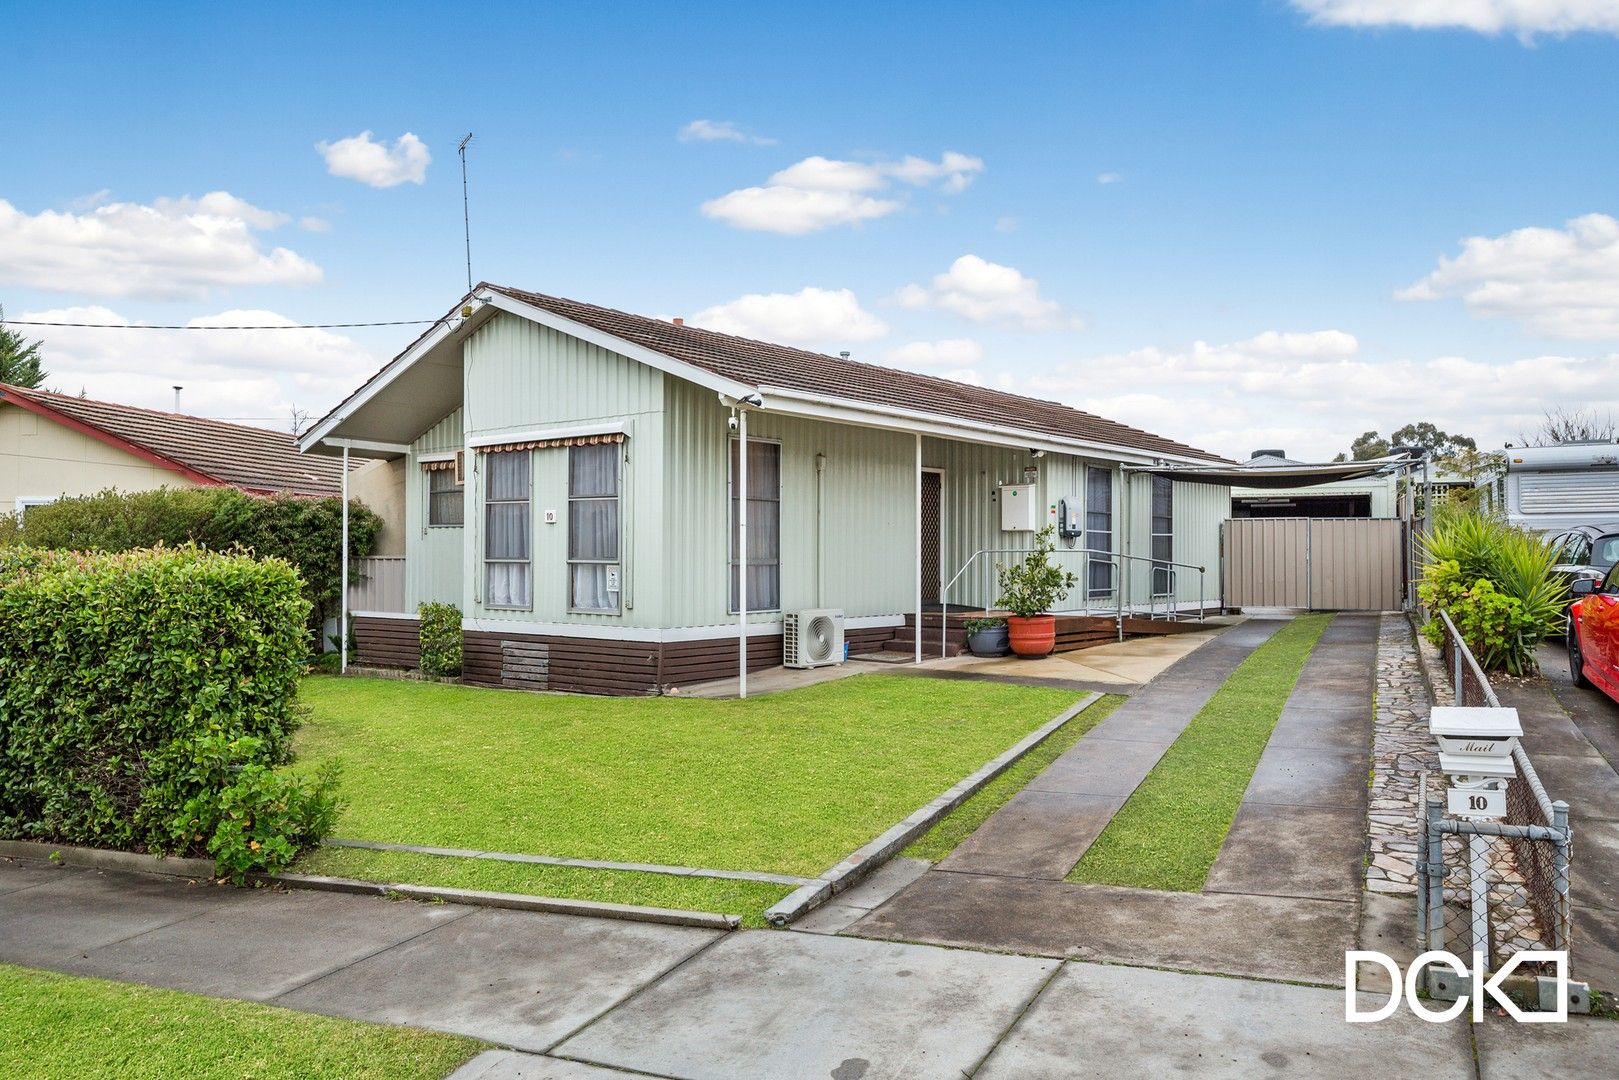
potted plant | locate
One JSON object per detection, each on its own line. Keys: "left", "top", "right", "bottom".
{"left": 962, "top": 616, "right": 1009, "bottom": 657}
{"left": 995, "top": 525, "right": 1079, "bottom": 658}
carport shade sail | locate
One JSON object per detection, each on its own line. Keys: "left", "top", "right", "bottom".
{"left": 1128, "top": 456, "right": 1410, "bottom": 489}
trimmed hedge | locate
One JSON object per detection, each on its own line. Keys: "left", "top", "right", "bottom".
{"left": 0, "top": 546, "right": 339, "bottom": 879}
{"left": 0, "top": 487, "right": 382, "bottom": 636}
{"left": 418, "top": 603, "right": 462, "bottom": 678}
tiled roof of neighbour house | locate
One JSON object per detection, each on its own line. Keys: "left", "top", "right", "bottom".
{"left": 0, "top": 383, "right": 350, "bottom": 497}
{"left": 488, "top": 286, "right": 1229, "bottom": 463}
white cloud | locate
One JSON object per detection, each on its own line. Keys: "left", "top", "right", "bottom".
{"left": 1096, "top": 172, "right": 1123, "bottom": 184}
{"left": 894, "top": 254, "right": 1080, "bottom": 330}
{"left": 688, "top": 287, "right": 888, "bottom": 346}
{"left": 701, "top": 151, "right": 984, "bottom": 234}
{"left": 1291, "top": 0, "right": 1619, "bottom": 37}
{"left": 1398, "top": 213, "right": 1619, "bottom": 339}
{"left": 0, "top": 193, "right": 322, "bottom": 299}
{"left": 995, "top": 216, "right": 1020, "bottom": 233}
{"left": 885, "top": 339, "right": 985, "bottom": 368}
{"left": 21, "top": 304, "right": 379, "bottom": 421}
{"left": 1027, "top": 328, "right": 1618, "bottom": 460}
{"left": 298, "top": 216, "right": 332, "bottom": 233}
{"left": 317, "top": 131, "right": 431, "bottom": 188}
{"left": 678, "top": 119, "right": 777, "bottom": 146}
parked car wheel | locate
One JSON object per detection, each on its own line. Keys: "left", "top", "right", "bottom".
{"left": 1568, "top": 612, "right": 1591, "bottom": 689}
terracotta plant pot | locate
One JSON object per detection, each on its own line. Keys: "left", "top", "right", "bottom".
{"left": 1006, "top": 614, "right": 1056, "bottom": 658}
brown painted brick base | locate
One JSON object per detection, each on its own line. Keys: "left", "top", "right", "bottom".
{"left": 352, "top": 615, "right": 421, "bottom": 669}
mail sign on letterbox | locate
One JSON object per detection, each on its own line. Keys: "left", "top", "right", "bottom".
{"left": 1429, "top": 706, "right": 1522, "bottom": 760}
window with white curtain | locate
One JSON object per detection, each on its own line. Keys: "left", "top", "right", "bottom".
{"left": 729, "top": 439, "right": 781, "bottom": 613}
{"left": 427, "top": 465, "right": 464, "bottom": 527}
{"left": 568, "top": 443, "right": 621, "bottom": 612}
{"left": 1151, "top": 475, "right": 1174, "bottom": 596}
{"left": 1086, "top": 467, "right": 1113, "bottom": 598}
{"left": 484, "top": 451, "right": 531, "bottom": 609}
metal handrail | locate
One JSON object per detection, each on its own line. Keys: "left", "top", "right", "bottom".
{"left": 938, "top": 547, "right": 1207, "bottom": 658}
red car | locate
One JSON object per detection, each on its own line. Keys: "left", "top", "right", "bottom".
{"left": 1569, "top": 566, "right": 1619, "bottom": 703}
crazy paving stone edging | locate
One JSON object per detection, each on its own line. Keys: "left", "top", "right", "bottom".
{"left": 1366, "top": 614, "right": 1433, "bottom": 895}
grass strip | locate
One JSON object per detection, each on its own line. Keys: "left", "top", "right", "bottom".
{"left": 902, "top": 694, "right": 1125, "bottom": 862}
{"left": 295, "top": 673, "right": 1079, "bottom": 877}
{"left": 0, "top": 962, "right": 482, "bottom": 1080}
{"left": 1067, "top": 615, "right": 1333, "bottom": 891}
{"left": 292, "top": 847, "right": 792, "bottom": 928}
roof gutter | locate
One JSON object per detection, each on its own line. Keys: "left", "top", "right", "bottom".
{"left": 755, "top": 385, "right": 1218, "bottom": 466}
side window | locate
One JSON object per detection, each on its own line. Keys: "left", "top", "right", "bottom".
{"left": 1150, "top": 475, "right": 1174, "bottom": 595}
{"left": 427, "top": 462, "right": 464, "bottom": 527}
{"left": 1566, "top": 534, "right": 1593, "bottom": 565}
{"left": 1085, "top": 467, "right": 1113, "bottom": 598}
{"left": 729, "top": 439, "right": 782, "bottom": 613}
{"left": 1594, "top": 535, "right": 1619, "bottom": 570}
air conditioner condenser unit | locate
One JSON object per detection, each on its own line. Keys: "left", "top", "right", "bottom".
{"left": 783, "top": 608, "right": 845, "bottom": 669}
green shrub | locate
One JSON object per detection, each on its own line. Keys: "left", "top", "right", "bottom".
{"left": 2, "top": 487, "right": 381, "bottom": 637}
{"left": 995, "top": 525, "right": 1079, "bottom": 618}
{"left": 419, "top": 602, "right": 463, "bottom": 677}
{"left": 1418, "top": 509, "right": 1562, "bottom": 675}
{"left": 0, "top": 545, "right": 338, "bottom": 877}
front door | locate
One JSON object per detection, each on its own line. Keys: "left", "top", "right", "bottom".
{"left": 921, "top": 471, "right": 942, "bottom": 606}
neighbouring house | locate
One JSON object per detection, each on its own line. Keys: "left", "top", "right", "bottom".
{"left": 299, "top": 285, "right": 1234, "bottom": 695}
{"left": 1230, "top": 448, "right": 1401, "bottom": 518}
{"left": 0, "top": 383, "right": 402, "bottom": 551}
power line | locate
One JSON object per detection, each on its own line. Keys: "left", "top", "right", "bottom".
{"left": 0, "top": 318, "right": 439, "bottom": 330}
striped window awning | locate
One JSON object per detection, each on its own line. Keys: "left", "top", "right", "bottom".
{"left": 421, "top": 455, "right": 460, "bottom": 472}
{"left": 478, "top": 432, "right": 626, "bottom": 454}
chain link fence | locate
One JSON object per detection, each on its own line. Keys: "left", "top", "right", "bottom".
{"left": 1419, "top": 611, "right": 1571, "bottom": 975}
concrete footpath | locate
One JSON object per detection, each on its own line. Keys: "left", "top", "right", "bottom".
{"left": 10, "top": 856, "right": 1612, "bottom": 1078}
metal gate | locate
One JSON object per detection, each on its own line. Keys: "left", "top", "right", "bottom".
{"left": 1222, "top": 517, "right": 1405, "bottom": 611}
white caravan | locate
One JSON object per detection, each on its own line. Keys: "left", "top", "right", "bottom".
{"left": 1503, "top": 442, "right": 1619, "bottom": 534}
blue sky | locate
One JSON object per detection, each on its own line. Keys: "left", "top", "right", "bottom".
{"left": 3, "top": 1, "right": 1617, "bottom": 459}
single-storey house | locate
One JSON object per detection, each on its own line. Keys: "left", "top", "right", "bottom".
{"left": 299, "top": 285, "right": 1232, "bottom": 695}
{"left": 0, "top": 385, "right": 401, "bottom": 551}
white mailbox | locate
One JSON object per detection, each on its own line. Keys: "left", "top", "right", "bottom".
{"left": 1430, "top": 705, "right": 1521, "bottom": 823}
{"left": 1429, "top": 706, "right": 1521, "bottom": 761}
{"left": 999, "top": 483, "right": 1039, "bottom": 532}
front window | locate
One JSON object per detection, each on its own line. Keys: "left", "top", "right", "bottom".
{"left": 427, "top": 463, "right": 464, "bottom": 527}
{"left": 568, "top": 443, "right": 621, "bottom": 612}
{"left": 1086, "top": 467, "right": 1113, "bottom": 598}
{"left": 1151, "top": 475, "right": 1174, "bottom": 596}
{"left": 483, "top": 451, "right": 531, "bottom": 609}
{"left": 729, "top": 439, "right": 781, "bottom": 613}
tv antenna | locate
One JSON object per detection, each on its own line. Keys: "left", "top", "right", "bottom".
{"left": 458, "top": 132, "right": 474, "bottom": 292}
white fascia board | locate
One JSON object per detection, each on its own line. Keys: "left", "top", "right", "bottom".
{"left": 467, "top": 420, "right": 628, "bottom": 449}
{"left": 416, "top": 451, "right": 458, "bottom": 463}
{"left": 483, "top": 291, "right": 758, "bottom": 401}
{"left": 756, "top": 385, "right": 1212, "bottom": 466}
{"left": 298, "top": 316, "right": 461, "bottom": 453}
{"left": 321, "top": 437, "right": 412, "bottom": 455}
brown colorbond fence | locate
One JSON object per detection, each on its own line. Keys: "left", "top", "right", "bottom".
{"left": 1223, "top": 517, "right": 1405, "bottom": 611}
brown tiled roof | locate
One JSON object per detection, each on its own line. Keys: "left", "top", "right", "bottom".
{"left": 1, "top": 384, "right": 349, "bottom": 497}
{"left": 489, "top": 286, "right": 1225, "bottom": 463}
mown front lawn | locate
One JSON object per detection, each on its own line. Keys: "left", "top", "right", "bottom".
{"left": 0, "top": 964, "right": 481, "bottom": 1080}
{"left": 293, "top": 673, "right": 1081, "bottom": 922}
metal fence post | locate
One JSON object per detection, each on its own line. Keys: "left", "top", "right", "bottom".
{"left": 1426, "top": 797, "right": 1447, "bottom": 957}
{"left": 1553, "top": 800, "right": 1571, "bottom": 953}
{"left": 1416, "top": 775, "right": 1430, "bottom": 955}
{"left": 1453, "top": 648, "right": 1464, "bottom": 706}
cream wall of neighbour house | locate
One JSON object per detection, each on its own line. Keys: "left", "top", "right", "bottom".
{"left": 350, "top": 458, "right": 406, "bottom": 556}
{"left": 398, "top": 311, "right": 1229, "bottom": 630}
{"left": 0, "top": 403, "right": 203, "bottom": 515}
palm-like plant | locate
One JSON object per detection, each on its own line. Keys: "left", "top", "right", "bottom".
{"left": 1419, "top": 506, "right": 1562, "bottom": 673}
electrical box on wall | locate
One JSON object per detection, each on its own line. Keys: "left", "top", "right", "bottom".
{"left": 1000, "top": 483, "right": 1038, "bottom": 531}
{"left": 1057, "top": 497, "right": 1083, "bottom": 539}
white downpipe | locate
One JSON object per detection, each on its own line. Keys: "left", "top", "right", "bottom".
{"left": 914, "top": 433, "right": 922, "bottom": 665}
{"left": 738, "top": 408, "right": 749, "bottom": 699}
{"left": 340, "top": 444, "right": 350, "bottom": 674}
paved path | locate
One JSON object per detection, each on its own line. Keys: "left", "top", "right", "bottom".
{"left": 848, "top": 615, "right": 1381, "bottom": 984}
{"left": 9, "top": 856, "right": 1603, "bottom": 1078}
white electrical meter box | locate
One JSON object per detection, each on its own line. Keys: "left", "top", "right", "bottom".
{"left": 1000, "top": 484, "right": 1038, "bottom": 531}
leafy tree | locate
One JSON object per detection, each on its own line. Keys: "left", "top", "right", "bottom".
{"left": 1349, "top": 430, "right": 1389, "bottom": 460}
{"left": 1389, "top": 422, "right": 1476, "bottom": 458}
{"left": 0, "top": 305, "right": 48, "bottom": 389}
{"left": 1520, "top": 407, "right": 1616, "bottom": 446}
